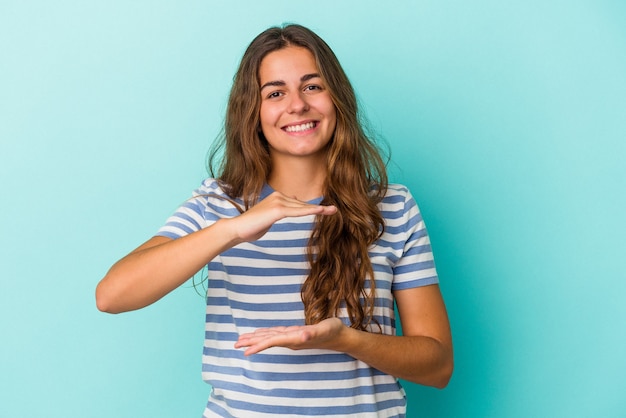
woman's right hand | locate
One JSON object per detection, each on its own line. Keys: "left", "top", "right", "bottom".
{"left": 227, "top": 191, "right": 337, "bottom": 243}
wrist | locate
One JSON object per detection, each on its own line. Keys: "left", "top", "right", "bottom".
{"left": 330, "top": 321, "right": 359, "bottom": 354}
{"left": 212, "top": 218, "right": 244, "bottom": 248}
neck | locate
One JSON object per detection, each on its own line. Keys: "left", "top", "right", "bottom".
{"left": 268, "top": 156, "right": 326, "bottom": 201}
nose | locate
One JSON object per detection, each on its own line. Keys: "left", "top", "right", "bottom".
{"left": 287, "top": 92, "right": 309, "bottom": 114}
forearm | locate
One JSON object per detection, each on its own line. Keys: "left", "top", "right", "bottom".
{"left": 96, "top": 192, "right": 337, "bottom": 314}
{"left": 96, "top": 218, "right": 239, "bottom": 313}
{"left": 236, "top": 319, "right": 453, "bottom": 387}
{"left": 338, "top": 327, "right": 453, "bottom": 388}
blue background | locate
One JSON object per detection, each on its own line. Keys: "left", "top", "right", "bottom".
{"left": 1, "top": 1, "right": 625, "bottom": 417}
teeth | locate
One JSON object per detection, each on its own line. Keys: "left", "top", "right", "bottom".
{"left": 285, "top": 122, "right": 315, "bottom": 132}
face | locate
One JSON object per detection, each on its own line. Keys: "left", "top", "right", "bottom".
{"left": 258, "top": 46, "right": 337, "bottom": 164}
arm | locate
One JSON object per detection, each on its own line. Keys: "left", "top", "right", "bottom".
{"left": 96, "top": 192, "right": 337, "bottom": 314}
{"left": 235, "top": 284, "right": 453, "bottom": 388}
{"left": 340, "top": 284, "right": 453, "bottom": 387}
{"left": 95, "top": 221, "right": 236, "bottom": 314}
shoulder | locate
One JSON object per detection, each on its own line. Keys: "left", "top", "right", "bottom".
{"left": 379, "top": 183, "right": 417, "bottom": 209}
{"left": 377, "top": 184, "right": 426, "bottom": 233}
{"left": 191, "top": 178, "right": 239, "bottom": 203}
{"left": 384, "top": 183, "right": 412, "bottom": 198}
{"left": 186, "top": 178, "right": 243, "bottom": 216}
{"left": 192, "top": 178, "right": 226, "bottom": 196}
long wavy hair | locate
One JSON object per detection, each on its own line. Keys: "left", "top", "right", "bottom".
{"left": 208, "top": 24, "right": 388, "bottom": 331}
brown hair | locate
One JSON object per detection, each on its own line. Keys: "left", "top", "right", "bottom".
{"left": 208, "top": 24, "right": 388, "bottom": 331}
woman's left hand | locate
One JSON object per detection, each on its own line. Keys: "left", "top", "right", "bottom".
{"left": 235, "top": 317, "right": 346, "bottom": 356}
{"left": 235, "top": 285, "right": 453, "bottom": 388}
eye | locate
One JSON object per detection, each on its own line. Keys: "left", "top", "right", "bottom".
{"left": 304, "top": 84, "right": 322, "bottom": 93}
{"left": 265, "top": 90, "right": 283, "bottom": 99}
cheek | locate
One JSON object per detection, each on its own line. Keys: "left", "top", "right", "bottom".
{"left": 259, "top": 107, "right": 278, "bottom": 140}
{"left": 327, "top": 106, "right": 338, "bottom": 131}
{"left": 322, "top": 97, "right": 337, "bottom": 124}
{"left": 259, "top": 105, "right": 269, "bottom": 127}
{"left": 259, "top": 105, "right": 279, "bottom": 129}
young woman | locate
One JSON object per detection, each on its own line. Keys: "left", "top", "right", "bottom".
{"left": 96, "top": 24, "right": 453, "bottom": 418}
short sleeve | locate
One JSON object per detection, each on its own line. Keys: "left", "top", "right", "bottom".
{"left": 391, "top": 189, "right": 439, "bottom": 291}
{"left": 155, "top": 178, "right": 232, "bottom": 239}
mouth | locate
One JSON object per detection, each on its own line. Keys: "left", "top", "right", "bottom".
{"left": 282, "top": 121, "right": 318, "bottom": 133}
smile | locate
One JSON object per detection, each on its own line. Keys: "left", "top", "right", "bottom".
{"left": 283, "top": 121, "right": 317, "bottom": 132}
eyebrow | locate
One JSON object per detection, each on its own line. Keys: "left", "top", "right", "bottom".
{"left": 260, "top": 73, "right": 321, "bottom": 91}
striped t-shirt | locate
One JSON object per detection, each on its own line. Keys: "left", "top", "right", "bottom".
{"left": 157, "top": 178, "right": 439, "bottom": 418}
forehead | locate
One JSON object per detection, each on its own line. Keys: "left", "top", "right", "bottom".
{"left": 258, "top": 46, "right": 319, "bottom": 83}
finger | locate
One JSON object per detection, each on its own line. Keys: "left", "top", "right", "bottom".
{"left": 280, "top": 204, "right": 337, "bottom": 218}
{"left": 242, "top": 333, "right": 309, "bottom": 356}
{"left": 271, "top": 194, "right": 335, "bottom": 211}
{"left": 238, "top": 335, "right": 291, "bottom": 355}
{"left": 320, "top": 205, "right": 337, "bottom": 215}
{"left": 236, "top": 327, "right": 300, "bottom": 346}
{"left": 236, "top": 331, "right": 310, "bottom": 354}
{"left": 237, "top": 326, "right": 293, "bottom": 340}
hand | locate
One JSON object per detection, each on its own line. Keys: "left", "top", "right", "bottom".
{"left": 234, "top": 317, "right": 347, "bottom": 356}
{"left": 228, "top": 191, "right": 337, "bottom": 243}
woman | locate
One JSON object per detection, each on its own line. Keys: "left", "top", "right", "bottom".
{"left": 96, "top": 23, "right": 453, "bottom": 417}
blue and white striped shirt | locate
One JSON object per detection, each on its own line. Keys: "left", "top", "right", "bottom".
{"left": 157, "top": 179, "right": 439, "bottom": 418}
